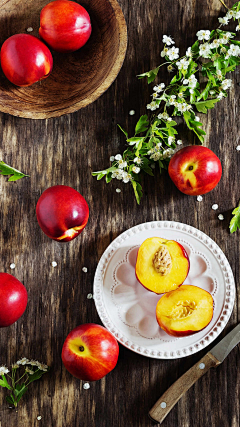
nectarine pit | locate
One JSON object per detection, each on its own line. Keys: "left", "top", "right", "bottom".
{"left": 153, "top": 245, "right": 172, "bottom": 275}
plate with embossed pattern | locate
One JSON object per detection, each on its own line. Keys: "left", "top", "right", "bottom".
{"left": 93, "top": 221, "right": 235, "bottom": 359}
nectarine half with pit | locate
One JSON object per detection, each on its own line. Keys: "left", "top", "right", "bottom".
{"left": 135, "top": 237, "right": 189, "bottom": 294}
{"left": 156, "top": 285, "right": 213, "bottom": 337}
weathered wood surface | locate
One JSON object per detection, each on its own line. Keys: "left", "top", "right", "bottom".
{"left": 0, "top": 0, "right": 239, "bottom": 426}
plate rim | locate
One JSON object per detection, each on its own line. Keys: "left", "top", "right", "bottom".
{"left": 93, "top": 221, "right": 235, "bottom": 359}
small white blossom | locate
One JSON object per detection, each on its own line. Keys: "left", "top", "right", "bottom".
{"left": 236, "top": 24, "right": 240, "bottom": 32}
{"left": 210, "top": 39, "right": 220, "bottom": 49}
{"left": 167, "top": 46, "right": 179, "bottom": 60}
{"left": 217, "top": 92, "right": 225, "bottom": 100}
{"left": 168, "top": 95, "right": 176, "bottom": 105}
{"left": 167, "top": 117, "right": 172, "bottom": 121}
{"left": 110, "top": 156, "right": 115, "bottom": 162}
{"left": 188, "top": 75, "right": 198, "bottom": 88}
{"left": 116, "top": 188, "right": 121, "bottom": 193}
{"left": 218, "top": 16, "right": 229, "bottom": 25}
{"left": 236, "top": 11, "right": 240, "bottom": 19}
{"left": 150, "top": 152, "right": 161, "bottom": 161}
{"left": 17, "top": 358, "right": 29, "bottom": 366}
{"left": 199, "top": 43, "right": 211, "bottom": 58}
{"left": 189, "top": 89, "right": 194, "bottom": 94}
{"left": 37, "top": 363, "right": 48, "bottom": 372}
{"left": 132, "top": 166, "right": 140, "bottom": 174}
{"left": 153, "top": 83, "right": 165, "bottom": 93}
{"left": 164, "top": 148, "right": 174, "bottom": 157}
{"left": 196, "top": 30, "right": 211, "bottom": 41}
{"left": 167, "top": 65, "right": 174, "bottom": 72}
{"left": 122, "top": 173, "right": 132, "bottom": 183}
{"left": 111, "top": 169, "right": 123, "bottom": 179}
{"left": 178, "top": 92, "right": 184, "bottom": 99}
{"left": 115, "top": 154, "right": 122, "bottom": 161}
{"left": 226, "top": 44, "right": 240, "bottom": 58}
{"left": 129, "top": 110, "right": 135, "bottom": 116}
{"left": 82, "top": 267, "right": 88, "bottom": 273}
{"left": 156, "top": 142, "right": 162, "bottom": 148}
{"left": 147, "top": 148, "right": 154, "bottom": 155}
{"left": 212, "top": 204, "right": 219, "bottom": 210}
{"left": 195, "top": 116, "right": 200, "bottom": 122}
{"left": 83, "top": 383, "right": 90, "bottom": 390}
{"left": 162, "top": 35, "right": 175, "bottom": 45}
{"left": 186, "top": 47, "right": 192, "bottom": 57}
{"left": 0, "top": 366, "right": 9, "bottom": 375}
{"left": 176, "top": 58, "right": 189, "bottom": 71}
{"left": 134, "top": 157, "right": 143, "bottom": 165}
{"left": 51, "top": 261, "right": 57, "bottom": 267}
{"left": 197, "top": 195, "right": 203, "bottom": 202}
{"left": 37, "top": 416, "right": 42, "bottom": 421}
{"left": 168, "top": 136, "right": 175, "bottom": 144}
{"left": 146, "top": 101, "right": 158, "bottom": 111}
{"left": 218, "top": 214, "right": 224, "bottom": 220}
{"left": 183, "top": 79, "right": 189, "bottom": 85}
{"left": 118, "top": 159, "right": 127, "bottom": 169}
{"left": 216, "top": 70, "right": 222, "bottom": 80}
{"left": 12, "top": 363, "right": 19, "bottom": 369}
{"left": 25, "top": 367, "right": 34, "bottom": 375}
{"left": 226, "top": 10, "right": 236, "bottom": 19}
{"left": 236, "top": 145, "right": 240, "bottom": 151}
{"left": 28, "top": 360, "right": 39, "bottom": 366}
{"left": 220, "top": 46, "right": 227, "bottom": 54}
{"left": 10, "top": 263, "right": 15, "bottom": 269}
{"left": 177, "top": 140, "right": 182, "bottom": 145}
{"left": 221, "top": 79, "right": 232, "bottom": 90}
{"left": 161, "top": 46, "right": 169, "bottom": 57}
{"left": 158, "top": 112, "right": 169, "bottom": 120}
{"left": 177, "top": 103, "right": 188, "bottom": 113}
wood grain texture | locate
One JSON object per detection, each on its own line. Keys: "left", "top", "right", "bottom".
{"left": 0, "top": 0, "right": 239, "bottom": 426}
{"left": 0, "top": 0, "right": 127, "bottom": 118}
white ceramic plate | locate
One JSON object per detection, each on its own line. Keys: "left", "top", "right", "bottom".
{"left": 93, "top": 221, "right": 235, "bottom": 359}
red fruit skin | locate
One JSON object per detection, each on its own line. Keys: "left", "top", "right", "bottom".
{"left": 0, "top": 34, "right": 53, "bottom": 87}
{"left": 39, "top": 0, "right": 92, "bottom": 53}
{"left": 61, "top": 324, "right": 119, "bottom": 381}
{"left": 0, "top": 273, "right": 28, "bottom": 327}
{"left": 36, "top": 185, "right": 89, "bottom": 242}
{"left": 168, "top": 146, "right": 222, "bottom": 196}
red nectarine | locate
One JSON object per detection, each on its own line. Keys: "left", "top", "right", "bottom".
{"left": 0, "top": 273, "right": 28, "bottom": 327}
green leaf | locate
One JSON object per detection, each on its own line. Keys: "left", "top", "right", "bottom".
{"left": 0, "top": 375, "right": 11, "bottom": 390}
{"left": 197, "top": 81, "right": 212, "bottom": 102}
{"left": 127, "top": 137, "right": 145, "bottom": 146}
{"left": 183, "top": 112, "right": 206, "bottom": 143}
{"left": 191, "top": 40, "right": 199, "bottom": 54}
{"left": 231, "top": 39, "right": 240, "bottom": 47}
{"left": 0, "top": 161, "right": 29, "bottom": 182}
{"left": 27, "top": 368, "right": 49, "bottom": 385}
{"left": 6, "top": 395, "right": 14, "bottom": 405}
{"left": 230, "top": 204, "right": 240, "bottom": 233}
{"left": 131, "top": 181, "right": 143, "bottom": 205}
{"left": 97, "top": 173, "right": 106, "bottom": 181}
{"left": 135, "top": 115, "right": 149, "bottom": 135}
{"left": 106, "top": 174, "right": 112, "bottom": 183}
{"left": 194, "top": 99, "right": 219, "bottom": 114}
{"left": 147, "top": 67, "right": 160, "bottom": 84}
{"left": 117, "top": 124, "right": 128, "bottom": 138}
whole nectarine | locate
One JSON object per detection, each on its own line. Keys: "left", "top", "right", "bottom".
{"left": 0, "top": 273, "right": 28, "bottom": 327}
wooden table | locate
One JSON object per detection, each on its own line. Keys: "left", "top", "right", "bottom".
{"left": 0, "top": 0, "right": 239, "bottom": 426}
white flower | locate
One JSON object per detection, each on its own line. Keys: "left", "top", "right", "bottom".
{"left": 134, "top": 157, "right": 143, "bottom": 165}
{"left": 158, "top": 112, "right": 169, "bottom": 120}
{"left": 167, "top": 65, "right": 174, "bottom": 72}
{"left": 220, "top": 46, "right": 227, "bottom": 54}
{"left": 152, "top": 93, "right": 158, "bottom": 99}
{"left": 226, "top": 10, "right": 236, "bottom": 19}
{"left": 162, "top": 35, "right": 175, "bottom": 46}
{"left": 156, "top": 142, "right": 162, "bottom": 148}
{"left": 167, "top": 117, "right": 172, "bottom": 121}
{"left": 186, "top": 47, "right": 192, "bottom": 57}
{"left": 167, "top": 46, "right": 179, "bottom": 60}
{"left": 236, "top": 11, "right": 240, "bottom": 19}
{"left": 218, "top": 92, "right": 225, "bottom": 99}
{"left": 199, "top": 43, "right": 211, "bottom": 58}
{"left": 146, "top": 101, "right": 158, "bottom": 111}
{"left": 161, "top": 47, "right": 169, "bottom": 57}
{"left": 183, "top": 79, "right": 189, "bottom": 85}
{"left": 150, "top": 152, "right": 161, "bottom": 161}
{"left": 12, "top": 363, "right": 19, "bottom": 369}
{"left": 218, "top": 16, "right": 229, "bottom": 25}
{"left": 188, "top": 75, "right": 198, "bottom": 88}
{"left": 178, "top": 92, "right": 184, "bottom": 99}
{"left": 164, "top": 148, "right": 174, "bottom": 157}
{"left": 221, "top": 79, "right": 232, "bottom": 90}
{"left": 177, "top": 140, "right": 182, "bottom": 145}
{"left": 210, "top": 90, "right": 216, "bottom": 95}
{"left": 17, "top": 358, "right": 29, "bottom": 366}
{"left": 236, "top": 24, "right": 240, "bottom": 31}
{"left": 153, "top": 83, "right": 165, "bottom": 93}
{"left": 147, "top": 148, "right": 154, "bottom": 155}
{"left": 177, "top": 103, "right": 188, "bottom": 113}
{"left": 168, "top": 95, "right": 176, "bottom": 105}
{"left": 226, "top": 44, "right": 240, "bottom": 58}
{"left": 210, "top": 39, "right": 220, "bottom": 49}
{"left": 112, "top": 169, "right": 124, "bottom": 179}
{"left": 195, "top": 116, "right": 200, "bottom": 122}
{"left": 37, "top": 363, "right": 48, "bottom": 372}
{"left": 122, "top": 173, "right": 132, "bottom": 183}
{"left": 0, "top": 366, "right": 9, "bottom": 375}
{"left": 28, "top": 360, "right": 39, "bottom": 366}
{"left": 168, "top": 136, "right": 175, "bottom": 144}
{"left": 110, "top": 156, "right": 115, "bottom": 162}
{"left": 176, "top": 58, "right": 189, "bottom": 71}
{"left": 115, "top": 154, "right": 122, "bottom": 161}
{"left": 132, "top": 166, "right": 140, "bottom": 174}
{"left": 216, "top": 70, "right": 222, "bottom": 80}
{"left": 118, "top": 159, "right": 127, "bottom": 169}
{"left": 196, "top": 30, "right": 210, "bottom": 41}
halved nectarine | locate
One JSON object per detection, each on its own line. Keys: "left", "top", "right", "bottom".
{"left": 135, "top": 237, "right": 189, "bottom": 294}
{"left": 156, "top": 285, "right": 213, "bottom": 337}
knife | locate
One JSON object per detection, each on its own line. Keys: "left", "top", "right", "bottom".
{"left": 149, "top": 323, "right": 240, "bottom": 424}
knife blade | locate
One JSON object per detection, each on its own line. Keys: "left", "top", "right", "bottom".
{"left": 149, "top": 324, "right": 240, "bottom": 424}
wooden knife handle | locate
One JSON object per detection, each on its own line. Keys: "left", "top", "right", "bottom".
{"left": 149, "top": 352, "right": 220, "bottom": 424}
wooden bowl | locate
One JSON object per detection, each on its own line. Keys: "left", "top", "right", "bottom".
{"left": 0, "top": 0, "right": 127, "bottom": 119}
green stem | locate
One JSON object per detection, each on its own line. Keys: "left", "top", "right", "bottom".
{"left": 15, "top": 372, "right": 27, "bottom": 384}
{"left": 218, "top": 0, "right": 229, "bottom": 10}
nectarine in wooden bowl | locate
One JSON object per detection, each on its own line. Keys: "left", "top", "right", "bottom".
{"left": 0, "top": 0, "right": 127, "bottom": 118}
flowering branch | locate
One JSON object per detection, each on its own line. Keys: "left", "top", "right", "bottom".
{"left": 0, "top": 358, "right": 49, "bottom": 407}
{"left": 93, "top": 0, "right": 240, "bottom": 204}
